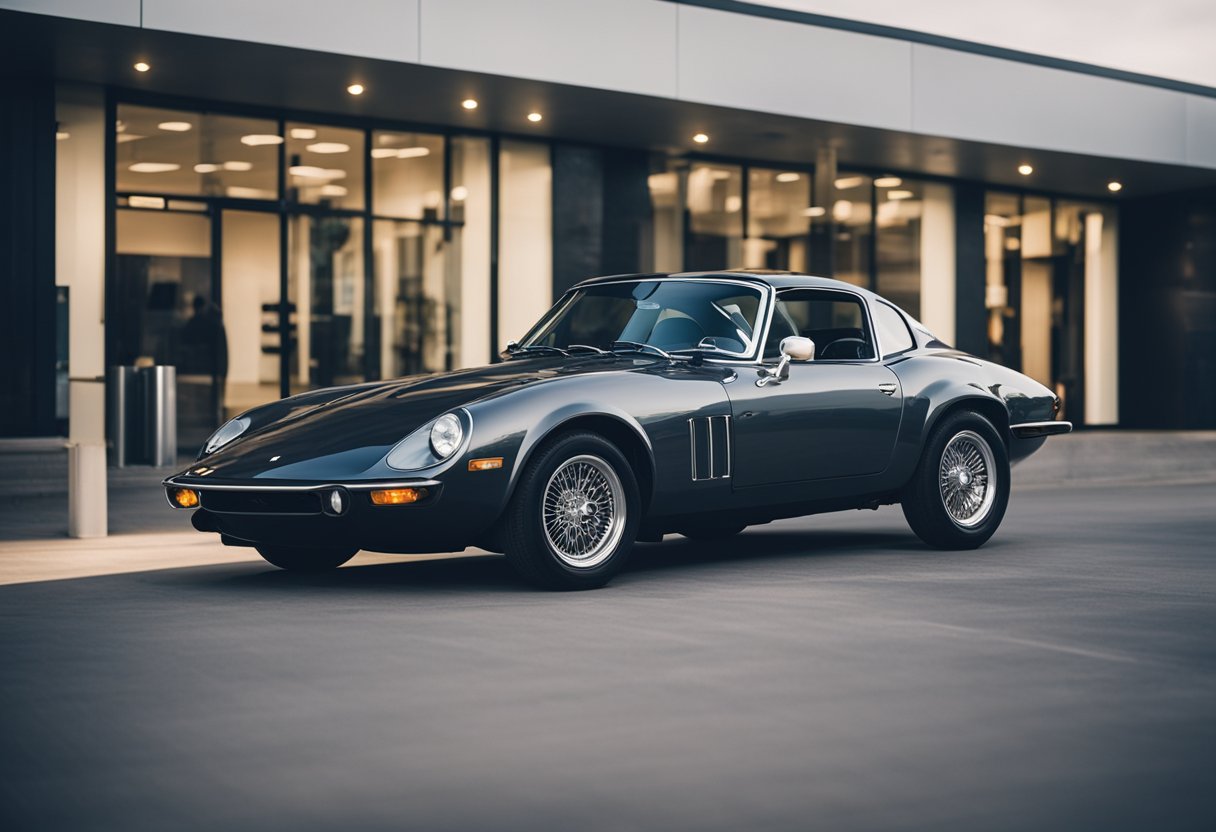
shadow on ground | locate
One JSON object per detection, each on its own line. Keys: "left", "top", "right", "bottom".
{"left": 156, "top": 526, "right": 953, "bottom": 599}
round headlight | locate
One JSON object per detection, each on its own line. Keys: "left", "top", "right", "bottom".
{"left": 203, "top": 416, "right": 251, "bottom": 455}
{"left": 429, "top": 413, "right": 463, "bottom": 459}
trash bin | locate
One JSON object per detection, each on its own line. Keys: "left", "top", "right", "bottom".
{"left": 107, "top": 364, "right": 177, "bottom": 467}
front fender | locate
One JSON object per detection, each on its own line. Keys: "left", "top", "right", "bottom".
{"left": 463, "top": 369, "right": 729, "bottom": 522}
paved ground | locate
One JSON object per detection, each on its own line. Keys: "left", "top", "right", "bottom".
{"left": 1, "top": 470, "right": 1214, "bottom": 831}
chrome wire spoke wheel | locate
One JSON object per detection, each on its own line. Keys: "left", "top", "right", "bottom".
{"left": 938, "top": 430, "right": 997, "bottom": 528}
{"left": 541, "top": 454, "right": 626, "bottom": 568}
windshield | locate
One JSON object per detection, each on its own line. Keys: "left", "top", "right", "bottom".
{"left": 519, "top": 280, "right": 765, "bottom": 358}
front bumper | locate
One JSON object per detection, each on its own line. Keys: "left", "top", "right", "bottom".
{"left": 162, "top": 475, "right": 485, "bottom": 554}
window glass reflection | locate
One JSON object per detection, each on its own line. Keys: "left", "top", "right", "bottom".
{"left": 745, "top": 168, "right": 810, "bottom": 270}
{"left": 686, "top": 163, "right": 742, "bottom": 270}
{"left": 373, "top": 132, "right": 445, "bottom": 219}
{"left": 831, "top": 173, "right": 873, "bottom": 288}
{"left": 116, "top": 104, "right": 279, "bottom": 199}
{"left": 286, "top": 123, "right": 364, "bottom": 209}
{"left": 875, "top": 176, "right": 922, "bottom": 317}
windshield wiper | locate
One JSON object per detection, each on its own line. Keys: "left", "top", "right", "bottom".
{"left": 507, "top": 344, "right": 569, "bottom": 357}
{"left": 567, "top": 344, "right": 608, "bottom": 354}
{"left": 608, "top": 340, "right": 673, "bottom": 360}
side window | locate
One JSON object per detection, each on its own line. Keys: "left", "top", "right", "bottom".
{"left": 872, "top": 302, "right": 915, "bottom": 358}
{"left": 765, "top": 290, "right": 874, "bottom": 360}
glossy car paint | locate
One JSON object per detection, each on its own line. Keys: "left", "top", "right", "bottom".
{"left": 165, "top": 272, "right": 1064, "bottom": 553}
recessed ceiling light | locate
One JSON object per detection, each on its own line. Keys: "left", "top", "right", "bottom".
{"left": 1017, "top": 163, "right": 1034, "bottom": 176}
{"left": 396, "top": 147, "right": 430, "bottom": 159}
{"left": 223, "top": 161, "right": 253, "bottom": 171}
{"left": 527, "top": 112, "right": 543, "bottom": 123}
{"left": 306, "top": 142, "right": 350, "bottom": 154}
{"left": 802, "top": 206, "right": 826, "bottom": 217}
{"left": 724, "top": 195, "right": 742, "bottom": 212}
{"left": 874, "top": 176, "right": 902, "bottom": 188}
{"left": 1107, "top": 181, "right": 1123, "bottom": 192}
{"left": 451, "top": 185, "right": 469, "bottom": 201}
{"left": 288, "top": 165, "right": 346, "bottom": 180}
{"left": 56, "top": 131, "right": 69, "bottom": 141}
{"left": 462, "top": 98, "right": 479, "bottom": 110}
{"left": 887, "top": 189, "right": 914, "bottom": 200}
{"left": 240, "top": 134, "right": 284, "bottom": 146}
{"left": 128, "top": 195, "right": 166, "bottom": 209}
{"left": 158, "top": 121, "right": 192, "bottom": 132}
{"left": 693, "top": 133, "right": 709, "bottom": 144}
{"left": 834, "top": 176, "right": 864, "bottom": 190}
{"left": 370, "top": 148, "right": 396, "bottom": 159}
{"left": 128, "top": 162, "right": 180, "bottom": 173}
{"left": 776, "top": 172, "right": 801, "bottom": 183}
{"left": 290, "top": 128, "right": 317, "bottom": 140}
{"left": 133, "top": 61, "right": 151, "bottom": 73}
{"left": 194, "top": 163, "right": 221, "bottom": 173}
{"left": 347, "top": 83, "right": 365, "bottom": 96}
{"left": 319, "top": 184, "right": 349, "bottom": 197}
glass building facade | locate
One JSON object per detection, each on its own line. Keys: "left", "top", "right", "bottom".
{"left": 74, "top": 94, "right": 1126, "bottom": 449}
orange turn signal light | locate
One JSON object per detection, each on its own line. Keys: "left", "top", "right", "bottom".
{"left": 468, "top": 457, "right": 503, "bottom": 472}
{"left": 369, "top": 487, "right": 427, "bottom": 506}
{"left": 169, "top": 487, "right": 200, "bottom": 508}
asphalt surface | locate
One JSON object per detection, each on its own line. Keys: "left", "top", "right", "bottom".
{"left": 2, "top": 479, "right": 1214, "bottom": 832}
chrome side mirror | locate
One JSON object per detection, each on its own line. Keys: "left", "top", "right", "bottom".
{"left": 757, "top": 336, "right": 815, "bottom": 387}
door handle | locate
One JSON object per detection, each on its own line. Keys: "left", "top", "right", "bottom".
{"left": 878, "top": 383, "right": 897, "bottom": 396}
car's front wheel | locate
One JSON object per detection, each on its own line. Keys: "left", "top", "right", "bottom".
{"left": 503, "top": 431, "right": 640, "bottom": 590}
{"left": 255, "top": 545, "right": 358, "bottom": 571}
{"left": 901, "top": 410, "right": 1010, "bottom": 550}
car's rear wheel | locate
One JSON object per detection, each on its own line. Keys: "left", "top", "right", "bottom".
{"left": 901, "top": 410, "right": 1010, "bottom": 550}
{"left": 679, "top": 523, "right": 747, "bottom": 541}
{"left": 255, "top": 545, "right": 358, "bottom": 571}
{"left": 503, "top": 431, "right": 640, "bottom": 590}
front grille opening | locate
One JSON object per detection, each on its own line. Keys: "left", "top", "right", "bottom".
{"left": 200, "top": 490, "right": 323, "bottom": 515}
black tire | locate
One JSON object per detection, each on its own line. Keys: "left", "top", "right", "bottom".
{"left": 255, "top": 545, "right": 358, "bottom": 571}
{"left": 901, "top": 409, "right": 1010, "bottom": 550}
{"left": 679, "top": 523, "right": 747, "bottom": 541}
{"left": 503, "top": 431, "right": 641, "bottom": 590}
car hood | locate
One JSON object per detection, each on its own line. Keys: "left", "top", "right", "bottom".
{"left": 183, "top": 356, "right": 653, "bottom": 480}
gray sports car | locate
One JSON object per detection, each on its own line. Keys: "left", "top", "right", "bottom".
{"left": 165, "top": 270, "right": 1071, "bottom": 589}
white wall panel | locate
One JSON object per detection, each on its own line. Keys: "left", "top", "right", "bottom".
{"left": 677, "top": 5, "right": 911, "bottom": 131}
{"left": 420, "top": 0, "right": 676, "bottom": 99}
{"left": 912, "top": 45, "right": 1188, "bottom": 166}
{"left": 1185, "top": 95, "right": 1216, "bottom": 169}
{"left": 0, "top": 0, "right": 138, "bottom": 26}
{"left": 142, "top": 0, "right": 420, "bottom": 63}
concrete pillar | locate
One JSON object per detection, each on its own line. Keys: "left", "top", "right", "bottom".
{"left": 57, "top": 84, "right": 108, "bottom": 537}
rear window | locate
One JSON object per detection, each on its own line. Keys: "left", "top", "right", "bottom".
{"left": 872, "top": 302, "right": 915, "bottom": 357}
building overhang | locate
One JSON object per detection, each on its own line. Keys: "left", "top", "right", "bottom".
{"left": 3, "top": 8, "right": 1214, "bottom": 199}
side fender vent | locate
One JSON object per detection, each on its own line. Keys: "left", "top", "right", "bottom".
{"left": 689, "top": 415, "right": 732, "bottom": 481}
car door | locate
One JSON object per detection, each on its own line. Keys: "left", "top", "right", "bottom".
{"left": 725, "top": 289, "right": 903, "bottom": 488}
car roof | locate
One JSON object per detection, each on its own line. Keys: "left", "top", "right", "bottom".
{"left": 572, "top": 270, "right": 880, "bottom": 298}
